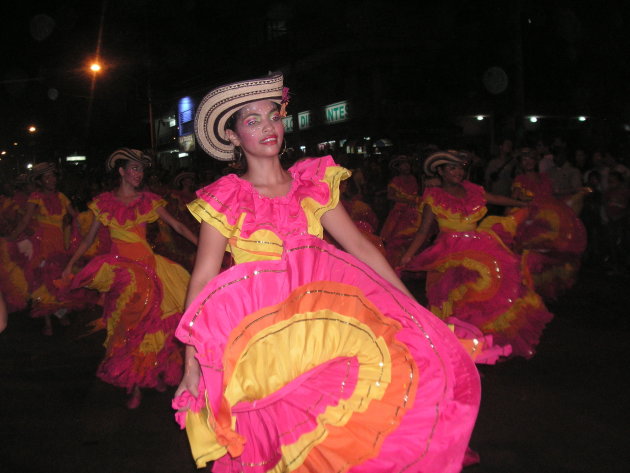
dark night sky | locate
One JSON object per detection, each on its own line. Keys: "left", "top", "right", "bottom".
{"left": 2, "top": 0, "right": 630, "bottom": 155}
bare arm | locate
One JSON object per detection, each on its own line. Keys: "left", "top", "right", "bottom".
{"left": 62, "top": 217, "right": 102, "bottom": 278}
{"left": 155, "top": 206, "right": 199, "bottom": 246}
{"left": 321, "top": 202, "right": 414, "bottom": 298}
{"left": 175, "top": 222, "right": 228, "bottom": 398}
{"left": 8, "top": 202, "right": 36, "bottom": 240}
{"left": 65, "top": 199, "right": 79, "bottom": 219}
{"left": 511, "top": 185, "right": 525, "bottom": 201}
{"left": 485, "top": 192, "right": 528, "bottom": 208}
{"left": 400, "top": 204, "right": 435, "bottom": 266}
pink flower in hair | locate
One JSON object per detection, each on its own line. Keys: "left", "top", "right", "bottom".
{"left": 280, "top": 87, "right": 290, "bottom": 117}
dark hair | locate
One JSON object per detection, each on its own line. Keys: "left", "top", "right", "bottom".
{"left": 225, "top": 109, "right": 247, "bottom": 172}
{"left": 112, "top": 159, "right": 127, "bottom": 174}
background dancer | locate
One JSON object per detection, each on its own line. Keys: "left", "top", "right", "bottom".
{"left": 62, "top": 148, "right": 198, "bottom": 409}
{"left": 400, "top": 150, "right": 553, "bottom": 358}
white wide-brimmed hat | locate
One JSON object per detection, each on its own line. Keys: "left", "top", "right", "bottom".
{"left": 194, "top": 73, "right": 285, "bottom": 161}
{"left": 28, "top": 162, "right": 57, "bottom": 183}
{"left": 173, "top": 171, "right": 196, "bottom": 188}
{"left": 106, "top": 148, "right": 152, "bottom": 171}
{"left": 423, "top": 150, "right": 468, "bottom": 177}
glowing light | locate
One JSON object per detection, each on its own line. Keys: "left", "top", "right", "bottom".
{"left": 90, "top": 63, "right": 102, "bottom": 72}
{"left": 27, "top": 163, "right": 33, "bottom": 169}
{"left": 476, "top": 115, "right": 484, "bottom": 121}
{"left": 529, "top": 116, "right": 538, "bottom": 123}
{"left": 28, "top": 126, "right": 37, "bottom": 133}
{"left": 578, "top": 116, "right": 587, "bottom": 122}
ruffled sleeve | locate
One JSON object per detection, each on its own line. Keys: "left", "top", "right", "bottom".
{"left": 187, "top": 174, "right": 244, "bottom": 239}
{"left": 292, "top": 156, "right": 351, "bottom": 237}
{"left": 422, "top": 181, "right": 486, "bottom": 215}
{"left": 188, "top": 157, "right": 350, "bottom": 242}
{"left": 89, "top": 191, "right": 166, "bottom": 228}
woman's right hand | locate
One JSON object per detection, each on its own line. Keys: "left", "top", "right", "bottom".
{"left": 175, "top": 358, "right": 201, "bottom": 398}
{"left": 16, "top": 239, "right": 33, "bottom": 260}
{"left": 61, "top": 265, "right": 73, "bottom": 280}
{"left": 399, "top": 252, "right": 412, "bottom": 267}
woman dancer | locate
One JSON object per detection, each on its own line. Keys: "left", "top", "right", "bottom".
{"left": 379, "top": 155, "right": 422, "bottom": 265}
{"left": 8, "top": 163, "right": 78, "bottom": 334}
{"left": 399, "top": 150, "right": 553, "bottom": 358}
{"left": 0, "top": 177, "right": 30, "bottom": 316}
{"left": 509, "top": 147, "right": 588, "bottom": 300}
{"left": 173, "top": 73, "right": 480, "bottom": 473}
{"left": 62, "top": 149, "right": 198, "bottom": 409}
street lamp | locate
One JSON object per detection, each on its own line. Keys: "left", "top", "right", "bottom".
{"left": 86, "top": 60, "right": 155, "bottom": 156}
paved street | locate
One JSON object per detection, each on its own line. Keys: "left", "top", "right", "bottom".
{"left": 1, "top": 264, "right": 628, "bottom": 473}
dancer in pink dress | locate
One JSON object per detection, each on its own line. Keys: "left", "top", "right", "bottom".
{"left": 8, "top": 163, "right": 80, "bottom": 335}
{"left": 172, "top": 73, "right": 480, "bottom": 473}
{"left": 400, "top": 151, "right": 553, "bottom": 358}
{"left": 509, "top": 147, "right": 588, "bottom": 300}
{"left": 379, "top": 155, "right": 422, "bottom": 266}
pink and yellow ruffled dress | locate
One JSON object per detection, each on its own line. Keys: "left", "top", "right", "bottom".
{"left": 336, "top": 197, "right": 386, "bottom": 256}
{"left": 403, "top": 180, "right": 553, "bottom": 359}
{"left": 26, "top": 191, "right": 84, "bottom": 317}
{"left": 174, "top": 156, "right": 480, "bottom": 473}
{"left": 509, "top": 173, "right": 587, "bottom": 300}
{"left": 0, "top": 195, "right": 30, "bottom": 313}
{"left": 68, "top": 191, "right": 189, "bottom": 391}
{"left": 380, "top": 175, "right": 422, "bottom": 266}
{"left": 0, "top": 237, "right": 29, "bottom": 313}
{"left": 68, "top": 209, "right": 112, "bottom": 259}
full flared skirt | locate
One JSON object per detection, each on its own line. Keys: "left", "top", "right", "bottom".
{"left": 174, "top": 236, "right": 480, "bottom": 473}
{"left": 69, "top": 253, "right": 189, "bottom": 390}
{"left": 404, "top": 230, "right": 553, "bottom": 358}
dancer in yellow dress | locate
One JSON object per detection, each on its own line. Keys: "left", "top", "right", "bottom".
{"left": 62, "top": 149, "right": 198, "bottom": 408}
{"left": 8, "top": 163, "right": 78, "bottom": 334}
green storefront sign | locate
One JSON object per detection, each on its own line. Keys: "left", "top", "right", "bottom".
{"left": 325, "top": 101, "right": 349, "bottom": 124}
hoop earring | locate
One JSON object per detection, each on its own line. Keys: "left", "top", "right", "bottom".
{"left": 233, "top": 146, "right": 243, "bottom": 162}
{"left": 279, "top": 140, "right": 288, "bottom": 159}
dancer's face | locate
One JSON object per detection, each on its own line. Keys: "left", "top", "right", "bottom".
{"left": 226, "top": 100, "right": 285, "bottom": 161}
{"left": 520, "top": 155, "right": 537, "bottom": 172}
{"left": 181, "top": 177, "right": 194, "bottom": 190}
{"left": 120, "top": 162, "right": 145, "bottom": 188}
{"left": 399, "top": 161, "right": 411, "bottom": 174}
{"left": 439, "top": 163, "right": 465, "bottom": 184}
{"left": 40, "top": 171, "right": 57, "bottom": 191}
